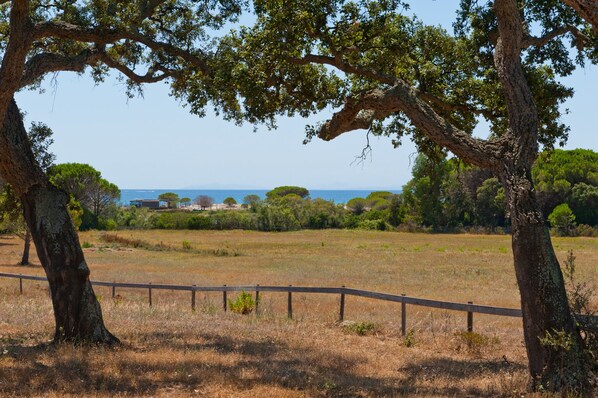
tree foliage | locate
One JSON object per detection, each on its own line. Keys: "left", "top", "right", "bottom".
{"left": 48, "top": 163, "right": 120, "bottom": 227}
{"left": 266, "top": 186, "right": 310, "bottom": 201}
{"left": 223, "top": 196, "right": 237, "bottom": 207}
{"left": 158, "top": 192, "right": 180, "bottom": 208}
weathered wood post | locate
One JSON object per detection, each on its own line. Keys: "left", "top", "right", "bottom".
{"left": 191, "top": 285, "right": 196, "bottom": 312}
{"left": 19, "top": 274, "right": 22, "bottom": 294}
{"left": 223, "top": 285, "right": 227, "bottom": 312}
{"left": 401, "top": 294, "right": 407, "bottom": 336}
{"left": 287, "top": 285, "right": 293, "bottom": 319}
{"left": 149, "top": 283, "right": 152, "bottom": 307}
{"left": 467, "top": 301, "right": 473, "bottom": 332}
{"left": 255, "top": 284, "right": 260, "bottom": 315}
{"left": 339, "top": 285, "right": 345, "bottom": 322}
{"left": 112, "top": 282, "right": 116, "bottom": 299}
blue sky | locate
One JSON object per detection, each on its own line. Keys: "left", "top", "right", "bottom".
{"left": 15, "top": 1, "right": 598, "bottom": 190}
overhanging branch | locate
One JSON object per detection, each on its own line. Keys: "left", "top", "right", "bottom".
{"left": 318, "top": 83, "right": 506, "bottom": 170}
{"left": 522, "top": 25, "right": 588, "bottom": 50}
{"left": 32, "top": 21, "right": 209, "bottom": 74}
{"left": 20, "top": 49, "right": 103, "bottom": 88}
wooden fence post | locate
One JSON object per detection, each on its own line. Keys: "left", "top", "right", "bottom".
{"left": 149, "top": 283, "right": 152, "bottom": 307}
{"left": 19, "top": 274, "right": 22, "bottom": 294}
{"left": 112, "top": 283, "right": 116, "bottom": 299}
{"left": 467, "top": 301, "right": 473, "bottom": 332}
{"left": 401, "top": 294, "right": 407, "bottom": 336}
{"left": 287, "top": 285, "right": 293, "bottom": 319}
{"left": 255, "top": 284, "right": 260, "bottom": 315}
{"left": 339, "top": 286, "right": 345, "bottom": 322}
{"left": 191, "top": 285, "right": 196, "bottom": 312}
{"left": 223, "top": 285, "right": 227, "bottom": 312}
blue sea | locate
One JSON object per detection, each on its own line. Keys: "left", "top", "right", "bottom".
{"left": 120, "top": 189, "right": 401, "bottom": 206}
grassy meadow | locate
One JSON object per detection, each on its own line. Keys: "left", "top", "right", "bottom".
{"left": 0, "top": 230, "right": 597, "bottom": 397}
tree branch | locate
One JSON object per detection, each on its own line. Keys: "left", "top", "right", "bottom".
{"left": 293, "top": 53, "right": 396, "bottom": 85}
{"left": 522, "top": 25, "right": 588, "bottom": 50}
{"left": 318, "top": 83, "right": 506, "bottom": 170}
{"left": 96, "top": 52, "right": 175, "bottom": 84}
{"left": 293, "top": 54, "right": 497, "bottom": 122}
{"left": 0, "top": 0, "right": 33, "bottom": 116}
{"left": 138, "top": 0, "right": 169, "bottom": 21}
{"left": 32, "top": 21, "right": 209, "bottom": 73}
{"left": 561, "top": 0, "right": 598, "bottom": 35}
{"left": 20, "top": 48, "right": 103, "bottom": 88}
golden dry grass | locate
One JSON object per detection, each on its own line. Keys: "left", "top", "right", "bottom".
{"left": 1, "top": 230, "right": 597, "bottom": 397}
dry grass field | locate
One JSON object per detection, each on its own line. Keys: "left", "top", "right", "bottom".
{"left": 0, "top": 230, "right": 597, "bottom": 397}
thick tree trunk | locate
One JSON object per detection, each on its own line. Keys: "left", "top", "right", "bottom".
{"left": 492, "top": 0, "right": 588, "bottom": 391}
{"left": 499, "top": 164, "right": 588, "bottom": 391}
{"left": 21, "top": 183, "right": 118, "bottom": 344}
{"left": 0, "top": 98, "right": 118, "bottom": 345}
{"left": 20, "top": 228, "right": 31, "bottom": 265}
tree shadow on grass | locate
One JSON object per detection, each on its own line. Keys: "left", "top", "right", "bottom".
{"left": 0, "top": 332, "right": 527, "bottom": 397}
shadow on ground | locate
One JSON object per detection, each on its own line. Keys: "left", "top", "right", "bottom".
{"left": 0, "top": 331, "right": 526, "bottom": 397}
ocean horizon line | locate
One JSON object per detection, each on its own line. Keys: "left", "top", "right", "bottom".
{"left": 119, "top": 188, "right": 402, "bottom": 205}
{"left": 122, "top": 187, "right": 403, "bottom": 191}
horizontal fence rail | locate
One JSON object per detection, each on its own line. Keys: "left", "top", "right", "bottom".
{"left": 1, "top": 272, "right": 596, "bottom": 333}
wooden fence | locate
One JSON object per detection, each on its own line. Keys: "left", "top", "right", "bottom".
{"left": 1, "top": 272, "right": 596, "bottom": 334}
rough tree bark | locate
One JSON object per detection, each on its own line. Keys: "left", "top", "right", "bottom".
{"left": 0, "top": 98, "right": 118, "bottom": 344}
{"left": 561, "top": 0, "right": 598, "bottom": 34}
{"left": 493, "top": 0, "right": 587, "bottom": 390}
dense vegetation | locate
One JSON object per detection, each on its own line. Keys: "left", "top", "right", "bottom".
{"left": 110, "top": 149, "right": 598, "bottom": 236}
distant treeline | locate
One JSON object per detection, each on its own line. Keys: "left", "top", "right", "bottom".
{"left": 110, "top": 149, "right": 598, "bottom": 236}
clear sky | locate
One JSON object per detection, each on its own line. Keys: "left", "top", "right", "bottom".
{"left": 15, "top": 1, "right": 598, "bottom": 190}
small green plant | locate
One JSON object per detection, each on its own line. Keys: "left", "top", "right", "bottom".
{"left": 228, "top": 291, "right": 257, "bottom": 315}
{"left": 112, "top": 294, "right": 123, "bottom": 305}
{"left": 563, "top": 250, "right": 597, "bottom": 372}
{"left": 182, "top": 240, "right": 192, "bottom": 250}
{"left": 341, "top": 321, "right": 380, "bottom": 336}
{"left": 81, "top": 241, "right": 93, "bottom": 249}
{"left": 322, "top": 381, "right": 337, "bottom": 392}
{"left": 403, "top": 329, "right": 416, "bottom": 347}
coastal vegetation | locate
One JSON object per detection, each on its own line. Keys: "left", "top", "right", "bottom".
{"left": 94, "top": 149, "right": 598, "bottom": 237}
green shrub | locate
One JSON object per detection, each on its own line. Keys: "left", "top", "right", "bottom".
{"left": 356, "top": 219, "right": 389, "bottom": 230}
{"left": 257, "top": 206, "right": 301, "bottom": 231}
{"left": 187, "top": 215, "right": 212, "bottom": 230}
{"left": 341, "top": 321, "right": 380, "bottom": 336}
{"left": 210, "top": 211, "right": 258, "bottom": 230}
{"left": 403, "top": 330, "right": 416, "bottom": 347}
{"left": 549, "top": 203, "right": 576, "bottom": 236}
{"left": 228, "top": 291, "right": 257, "bottom": 314}
{"left": 575, "top": 224, "right": 598, "bottom": 237}
{"left": 153, "top": 212, "right": 190, "bottom": 229}
{"left": 182, "top": 240, "right": 192, "bottom": 250}
{"left": 223, "top": 197, "right": 237, "bottom": 207}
